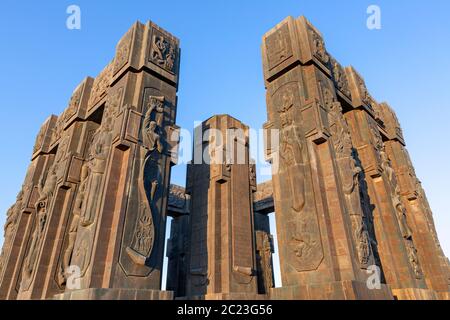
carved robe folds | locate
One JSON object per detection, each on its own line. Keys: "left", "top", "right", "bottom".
{"left": 264, "top": 75, "right": 325, "bottom": 285}
{"left": 328, "top": 100, "right": 374, "bottom": 270}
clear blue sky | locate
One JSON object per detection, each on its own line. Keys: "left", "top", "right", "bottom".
{"left": 1, "top": 0, "right": 449, "bottom": 289}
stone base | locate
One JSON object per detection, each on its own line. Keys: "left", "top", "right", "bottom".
{"left": 180, "top": 293, "right": 268, "bottom": 300}
{"left": 392, "top": 288, "right": 438, "bottom": 300}
{"left": 436, "top": 292, "right": 450, "bottom": 300}
{"left": 270, "top": 281, "right": 394, "bottom": 300}
{"left": 53, "top": 289, "right": 174, "bottom": 300}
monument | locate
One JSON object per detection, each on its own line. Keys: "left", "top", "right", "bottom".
{"left": 184, "top": 115, "right": 261, "bottom": 299}
{"left": 0, "top": 20, "right": 180, "bottom": 300}
{"left": 0, "top": 16, "right": 449, "bottom": 300}
{"left": 260, "top": 16, "right": 449, "bottom": 300}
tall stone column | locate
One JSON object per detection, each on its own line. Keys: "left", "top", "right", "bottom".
{"left": 344, "top": 67, "right": 438, "bottom": 299}
{"left": 1, "top": 20, "right": 180, "bottom": 300}
{"left": 379, "top": 102, "right": 450, "bottom": 297}
{"left": 13, "top": 76, "right": 100, "bottom": 300}
{"left": 185, "top": 115, "right": 260, "bottom": 299}
{"left": 262, "top": 16, "right": 392, "bottom": 300}
{"left": 57, "top": 21, "right": 180, "bottom": 300}
{"left": 166, "top": 185, "right": 190, "bottom": 298}
{"left": 254, "top": 213, "right": 275, "bottom": 295}
{"left": 0, "top": 115, "right": 58, "bottom": 300}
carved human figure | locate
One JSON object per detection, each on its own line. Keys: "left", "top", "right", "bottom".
{"left": 278, "top": 89, "right": 294, "bottom": 128}
{"left": 58, "top": 163, "right": 89, "bottom": 286}
{"left": 0, "top": 190, "right": 24, "bottom": 275}
{"left": 165, "top": 46, "right": 176, "bottom": 71}
{"left": 80, "top": 116, "right": 113, "bottom": 227}
{"left": 261, "top": 233, "right": 274, "bottom": 290}
{"left": 405, "top": 238, "right": 422, "bottom": 278}
{"left": 292, "top": 233, "right": 314, "bottom": 260}
{"left": 351, "top": 216, "right": 371, "bottom": 267}
{"left": 381, "top": 151, "right": 413, "bottom": 238}
{"left": 326, "top": 89, "right": 372, "bottom": 267}
{"left": 126, "top": 97, "right": 166, "bottom": 264}
{"left": 143, "top": 96, "right": 165, "bottom": 154}
{"left": 151, "top": 36, "right": 175, "bottom": 71}
{"left": 279, "top": 126, "right": 305, "bottom": 212}
{"left": 21, "top": 165, "right": 58, "bottom": 288}
{"left": 395, "top": 201, "right": 413, "bottom": 240}
{"left": 152, "top": 36, "right": 167, "bottom": 61}
{"left": 276, "top": 86, "right": 304, "bottom": 210}
{"left": 380, "top": 151, "right": 396, "bottom": 186}
{"left": 249, "top": 165, "right": 257, "bottom": 187}
{"left": 4, "top": 191, "right": 23, "bottom": 238}
{"left": 143, "top": 120, "right": 163, "bottom": 154}
{"left": 380, "top": 148, "right": 423, "bottom": 277}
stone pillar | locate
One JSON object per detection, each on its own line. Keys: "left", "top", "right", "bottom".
{"left": 379, "top": 102, "right": 450, "bottom": 296}
{"left": 1, "top": 20, "right": 180, "bottom": 300}
{"left": 166, "top": 185, "right": 190, "bottom": 297}
{"left": 344, "top": 67, "right": 437, "bottom": 299}
{"left": 262, "top": 16, "right": 393, "bottom": 300}
{"left": 185, "top": 115, "right": 260, "bottom": 299}
{"left": 253, "top": 181, "right": 275, "bottom": 295}
{"left": 10, "top": 76, "right": 100, "bottom": 300}
{"left": 59, "top": 21, "right": 180, "bottom": 300}
{"left": 0, "top": 115, "right": 57, "bottom": 300}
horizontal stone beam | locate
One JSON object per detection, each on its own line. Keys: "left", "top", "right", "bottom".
{"left": 167, "top": 184, "right": 190, "bottom": 217}
{"left": 253, "top": 180, "right": 275, "bottom": 215}
{"left": 167, "top": 181, "right": 275, "bottom": 217}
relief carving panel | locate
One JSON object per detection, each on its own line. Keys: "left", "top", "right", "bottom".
{"left": 270, "top": 81, "right": 324, "bottom": 272}
{"left": 149, "top": 29, "right": 177, "bottom": 74}
{"left": 324, "top": 86, "right": 374, "bottom": 269}
{"left": 120, "top": 91, "right": 168, "bottom": 277}
{"left": 265, "top": 23, "right": 294, "bottom": 70}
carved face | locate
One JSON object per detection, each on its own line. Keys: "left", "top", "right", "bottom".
{"left": 149, "top": 121, "right": 157, "bottom": 131}
{"left": 281, "top": 90, "right": 294, "bottom": 111}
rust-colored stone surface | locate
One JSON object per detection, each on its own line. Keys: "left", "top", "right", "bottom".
{"left": 0, "top": 16, "right": 448, "bottom": 300}
{"left": 183, "top": 115, "right": 263, "bottom": 300}
{"left": 0, "top": 20, "right": 180, "bottom": 300}
{"left": 260, "top": 16, "right": 448, "bottom": 300}
{"left": 261, "top": 16, "right": 391, "bottom": 300}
